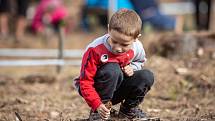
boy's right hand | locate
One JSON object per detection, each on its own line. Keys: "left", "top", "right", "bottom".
{"left": 122, "top": 65, "right": 134, "bottom": 77}
{"left": 97, "top": 104, "right": 110, "bottom": 120}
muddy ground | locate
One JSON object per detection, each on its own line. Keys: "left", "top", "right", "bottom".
{"left": 0, "top": 31, "right": 214, "bottom": 121}
{"left": 0, "top": 0, "right": 215, "bottom": 120}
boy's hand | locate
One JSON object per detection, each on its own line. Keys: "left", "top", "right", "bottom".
{"left": 122, "top": 65, "right": 134, "bottom": 76}
{"left": 97, "top": 104, "right": 110, "bottom": 120}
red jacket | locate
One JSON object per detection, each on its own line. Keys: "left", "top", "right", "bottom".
{"left": 74, "top": 34, "right": 146, "bottom": 111}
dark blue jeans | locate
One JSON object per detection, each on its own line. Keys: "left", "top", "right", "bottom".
{"left": 94, "top": 63, "right": 154, "bottom": 108}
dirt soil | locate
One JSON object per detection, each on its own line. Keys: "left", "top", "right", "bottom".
{"left": 0, "top": 31, "right": 214, "bottom": 121}
{"left": 0, "top": 0, "right": 215, "bottom": 120}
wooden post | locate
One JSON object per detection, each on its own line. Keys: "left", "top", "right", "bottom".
{"left": 56, "top": 26, "right": 65, "bottom": 73}
{"left": 175, "top": 15, "right": 184, "bottom": 34}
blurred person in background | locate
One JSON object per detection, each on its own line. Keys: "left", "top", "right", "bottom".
{"left": 81, "top": 0, "right": 108, "bottom": 32}
{"left": 80, "top": 0, "right": 176, "bottom": 32}
{"left": 31, "top": 0, "right": 68, "bottom": 34}
{"left": 80, "top": 0, "right": 133, "bottom": 32}
{"left": 0, "top": 0, "right": 29, "bottom": 42}
{"left": 193, "top": 0, "right": 211, "bottom": 30}
{"left": 130, "top": 0, "right": 176, "bottom": 31}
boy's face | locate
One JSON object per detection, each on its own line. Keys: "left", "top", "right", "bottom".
{"left": 108, "top": 30, "right": 135, "bottom": 54}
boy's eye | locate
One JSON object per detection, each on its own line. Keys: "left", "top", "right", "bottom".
{"left": 112, "top": 40, "right": 117, "bottom": 44}
{"left": 122, "top": 44, "right": 129, "bottom": 47}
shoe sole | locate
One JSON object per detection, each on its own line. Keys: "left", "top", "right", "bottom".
{"left": 118, "top": 112, "right": 160, "bottom": 121}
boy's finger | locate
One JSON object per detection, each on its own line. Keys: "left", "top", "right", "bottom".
{"left": 99, "top": 107, "right": 110, "bottom": 114}
{"left": 126, "top": 69, "right": 132, "bottom": 75}
{"left": 100, "top": 109, "right": 109, "bottom": 115}
{"left": 127, "top": 71, "right": 134, "bottom": 76}
{"left": 102, "top": 105, "right": 110, "bottom": 112}
{"left": 124, "top": 65, "right": 129, "bottom": 70}
{"left": 99, "top": 111, "right": 108, "bottom": 118}
{"left": 98, "top": 111, "right": 109, "bottom": 119}
{"left": 99, "top": 113, "right": 108, "bottom": 120}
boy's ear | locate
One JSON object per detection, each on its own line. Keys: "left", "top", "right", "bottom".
{"left": 134, "top": 34, "right": 142, "bottom": 41}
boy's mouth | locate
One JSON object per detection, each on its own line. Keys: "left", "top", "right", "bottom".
{"left": 113, "top": 50, "right": 124, "bottom": 54}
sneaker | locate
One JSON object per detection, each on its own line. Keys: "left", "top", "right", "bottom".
{"left": 118, "top": 104, "right": 147, "bottom": 120}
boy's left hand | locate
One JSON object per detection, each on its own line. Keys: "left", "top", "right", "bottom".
{"left": 122, "top": 65, "right": 134, "bottom": 77}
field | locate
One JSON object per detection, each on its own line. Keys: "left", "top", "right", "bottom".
{"left": 0, "top": 30, "right": 214, "bottom": 121}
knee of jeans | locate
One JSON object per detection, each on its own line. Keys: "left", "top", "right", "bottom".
{"left": 137, "top": 69, "right": 154, "bottom": 88}
{"left": 103, "top": 63, "right": 122, "bottom": 77}
{"left": 96, "top": 63, "right": 122, "bottom": 82}
{"left": 129, "top": 85, "right": 147, "bottom": 98}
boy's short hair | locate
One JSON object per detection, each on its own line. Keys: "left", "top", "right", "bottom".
{"left": 109, "top": 9, "right": 142, "bottom": 38}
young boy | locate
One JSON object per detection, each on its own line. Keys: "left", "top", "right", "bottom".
{"left": 74, "top": 9, "right": 154, "bottom": 120}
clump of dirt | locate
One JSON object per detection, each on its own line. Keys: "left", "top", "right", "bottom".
{"left": 146, "top": 32, "right": 215, "bottom": 59}
{"left": 0, "top": 75, "right": 14, "bottom": 85}
{"left": 21, "top": 74, "right": 56, "bottom": 84}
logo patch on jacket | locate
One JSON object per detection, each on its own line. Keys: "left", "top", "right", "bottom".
{"left": 101, "top": 54, "right": 108, "bottom": 62}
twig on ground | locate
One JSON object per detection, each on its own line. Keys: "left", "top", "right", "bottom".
{"left": 15, "top": 112, "right": 23, "bottom": 121}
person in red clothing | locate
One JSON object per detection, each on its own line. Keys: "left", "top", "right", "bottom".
{"left": 31, "top": 0, "right": 68, "bottom": 33}
{"left": 74, "top": 9, "right": 154, "bottom": 120}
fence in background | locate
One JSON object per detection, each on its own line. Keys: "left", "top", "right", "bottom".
{"left": 0, "top": 48, "right": 84, "bottom": 66}
{"left": 160, "top": 2, "right": 194, "bottom": 15}
{"left": 0, "top": 48, "right": 83, "bottom": 58}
